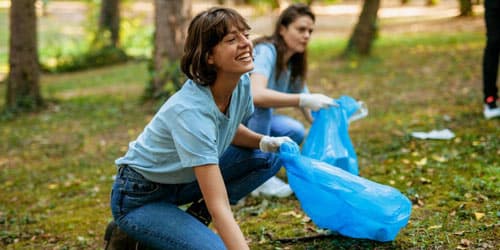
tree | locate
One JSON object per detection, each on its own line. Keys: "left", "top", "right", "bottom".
{"left": 146, "top": 0, "right": 191, "bottom": 99}
{"left": 458, "top": 0, "right": 473, "bottom": 16}
{"left": 99, "top": 0, "right": 120, "bottom": 47}
{"left": 6, "top": 0, "right": 42, "bottom": 111}
{"left": 344, "top": 0, "right": 381, "bottom": 56}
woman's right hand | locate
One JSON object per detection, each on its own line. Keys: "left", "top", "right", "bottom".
{"left": 299, "top": 93, "right": 338, "bottom": 111}
{"left": 259, "top": 136, "right": 294, "bottom": 153}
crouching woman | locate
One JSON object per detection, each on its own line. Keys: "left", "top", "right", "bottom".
{"left": 106, "top": 7, "right": 292, "bottom": 250}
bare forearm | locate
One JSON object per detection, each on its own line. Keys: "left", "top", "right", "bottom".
{"left": 212, "top": 210, "right": 249, "bottom": 250}
{"left": 231, "top": 124, "right": 262, "bottom": 149}
{"left": 251, "top": 73, "right": 300, "bottom": 108}
{"left": 253, "top": 88, "right": 300, "bottom": 108}
{"left": 194, "top": 165, "right": 249, "bottom": 249}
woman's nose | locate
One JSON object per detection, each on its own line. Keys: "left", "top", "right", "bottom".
{"left": 238, "top": 34, "right": 252, "bottom": 48}
{"left": 305, "top": 31, "right": 311, "bottom": 39}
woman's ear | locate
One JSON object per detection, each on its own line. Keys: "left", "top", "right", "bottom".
{"left": 207, "top": 53, "right": 214, "bottom": 65}
{"left": 279, "top": 25, "right": 287, "bottom": 37}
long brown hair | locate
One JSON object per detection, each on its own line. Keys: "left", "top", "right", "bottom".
{"left": 253, "top": 4, "right": 315, "bottom": 91}
{"left": 181, "top": 7, "right": 251, "bottom": 86}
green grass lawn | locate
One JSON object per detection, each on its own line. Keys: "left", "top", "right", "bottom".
{"left": 1, "top": 30, "right": 498, "bottom": 249}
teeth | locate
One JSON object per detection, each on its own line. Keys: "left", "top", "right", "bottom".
{"left": 237, "top": 53, "right": 251, "bottom": 60}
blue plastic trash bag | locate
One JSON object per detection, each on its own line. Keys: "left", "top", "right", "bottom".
{"left": 279, "top": 142, "right": 412, "bottom": 242}
{"left": 302, "top": 95, "right": 361, "bottom": 175}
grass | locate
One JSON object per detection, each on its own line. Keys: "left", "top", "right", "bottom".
{"left": 1, "top": 28, "right": 499, "bottom": 250}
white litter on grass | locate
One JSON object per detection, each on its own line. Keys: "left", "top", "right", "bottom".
{"left": 411, "top": 129, "right": 455, "bottom": 140}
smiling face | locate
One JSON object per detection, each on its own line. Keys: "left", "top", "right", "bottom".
{"left": 208, "top": 26, "right": 254, "bottom": 76}
{"left": 280, "top": 15, "right": 314, "bottom": 55}
{"left": 181, "top": 7, "right": 253, "bottom": 85}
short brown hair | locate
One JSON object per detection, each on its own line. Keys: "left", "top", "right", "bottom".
{"left": 181, "top": 7, "right": 251, "bottom": 86}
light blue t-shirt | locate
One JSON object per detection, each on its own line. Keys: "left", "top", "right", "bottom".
{"left": 252, "top": 42, "right": 308, "bottom": 94}
{"left": 115, "top": 74, "right": 254, "bottom": 184}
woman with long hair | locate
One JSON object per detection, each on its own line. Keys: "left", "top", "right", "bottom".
{"left": 248, "top": 4, "right": 336, "bottom": 197}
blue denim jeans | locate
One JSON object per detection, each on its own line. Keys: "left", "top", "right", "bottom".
{"left": 245, "top": 107, "right": 305, "bottom": 144}
{"left": 110, "top": 145, "right": 281, "bottom": 250}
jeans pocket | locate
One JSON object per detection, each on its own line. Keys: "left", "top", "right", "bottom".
{"left": 117, "top": 176, "right": 161, "bottom": 215}
{"left": 122, "top": 177, "right": 160, "bottom": 196}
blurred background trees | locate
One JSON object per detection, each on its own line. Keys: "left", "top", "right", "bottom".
{"left": 6, "top": 0, "right": 42, "bottom": 112}
{"left": 2, "top": 0, "right": 486, "bottom": 115}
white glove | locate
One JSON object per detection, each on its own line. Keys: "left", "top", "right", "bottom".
{"left": 259, "top": 136, "right": 294, "bottom": 153}
{"left": 299, "top": 93, "right": 338, "bottom": 111}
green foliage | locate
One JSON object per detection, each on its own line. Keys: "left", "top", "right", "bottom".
{"left": 120, "top": 17, "right": 154, "bottom": 59}
{"left": 143, "top": 59, "right": 186, "bottom": 102}
{"left": 426, "top": 0, "right": 440, "bottom": 6}
{"left": 0, "top": 9, "right": 8, "bottom": 77}
{"left": 37, "top": 0, "right": 154, "bottom": 73}
{"left": 0, "top": 30, "right": 498, "bottom": 249}
{"left": 38, "top": 0, "right": 129, "bottom": 72}
{"left": 40, "top": 43, "right": 128, "bottom": 73}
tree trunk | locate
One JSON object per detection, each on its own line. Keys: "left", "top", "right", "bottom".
{"left": 150, "top": 0, "right": 191, "bottom": 98}
{"left": 345, "top": 0, "right": 381, "bottom": 56}
{"left": 99, "top": 0, "right": 120, "bottom": 47}
{"left": 6, "top": 0, "right": 42, "bottom": 111}
{"left": 458, "top": 0, "right": 473, "bottom": 16}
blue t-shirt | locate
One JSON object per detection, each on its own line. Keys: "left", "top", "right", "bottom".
{"left": 115, "top": 74, "right": 254, "bottom": 184}
{"left": 252, "top": 42, "right": 307, "bottom": 94}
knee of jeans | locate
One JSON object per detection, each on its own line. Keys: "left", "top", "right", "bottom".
{"left": 290, "top": 129, "right": 305, "bottom": 145}
{"left": 268, "top": 154, "right": 283, "bottom": 174}
{"left": 282, "top": 124, "right": 305, "bottom": 144}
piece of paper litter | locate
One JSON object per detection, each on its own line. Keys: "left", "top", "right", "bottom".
{"left": 411, "top": 129, "right": 455, "bottom": 140}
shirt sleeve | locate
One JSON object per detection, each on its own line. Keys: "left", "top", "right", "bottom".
{"left": 170, "top": 110, "right": 219, "bottom": 168}
{"left": 252, "top": 43, "right": 276, "bottom": 79}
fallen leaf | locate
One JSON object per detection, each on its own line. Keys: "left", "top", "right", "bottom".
{"left": 474, "top": 212, "right": 485, "bottom": 220}
{"left": 280, "top": 211, "right": 302, "bottom": 218}
{"left": 301, "top": 215, "right": 311, "bottom": 223}
{"left": 419, "top": 177, "right": 431, "bottom": 184}
{"left": 417, "top": 199, "right": 425, "bottom": 207}
{"left": 477, "top": 193, "right": 489, "bottom": 202}
{"left": 431, "top": 155, "right": 447, "bottom": 162}
{"left": 415, "top": 157, "right": 427, "bottom": 166}
{"left": 428, "top": 225, "right": 442, "bottom": 230}
{"left": 459, "top": 238, "right": 471, "bottom": 247}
